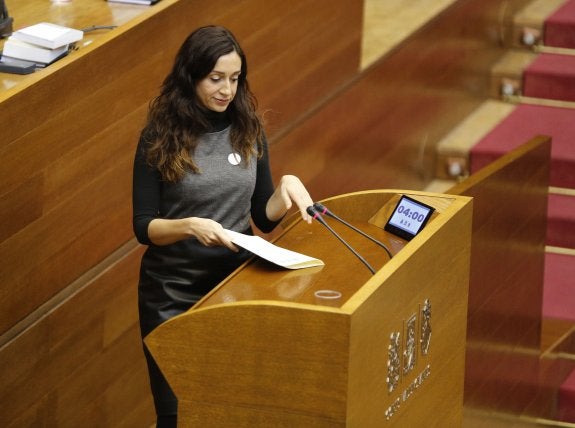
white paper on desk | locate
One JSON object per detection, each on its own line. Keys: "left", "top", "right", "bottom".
{"left": 226, "top": 230, "right": 324, "bottom": 269}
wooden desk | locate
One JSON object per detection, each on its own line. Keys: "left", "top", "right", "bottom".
{"left": 0, "top": 0, "right": 182, "bottom": 337}
{"left": 1, "top": 0, "right": 159, "bottom": 92}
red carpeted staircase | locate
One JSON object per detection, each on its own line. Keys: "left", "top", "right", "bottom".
{"left": 469, "top": 104, "right": 575, "bottom": 189}
{"left": 523, "top": 53, "right": 575, "bottom": 102}
{"left": 469, "top": 0, "right": 575, "bottom": 423}
{"left": 545, "top": 0, "right": 575, "bottom": 48}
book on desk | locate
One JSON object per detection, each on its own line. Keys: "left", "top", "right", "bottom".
{"left": 0, "top": 22, "right": 81, "bottom": 74}
{"left": 2, "top": 38, "right": 69, "bottom": 64}
{"left": 10, "top": 22, "right": 83, "bottom": 49}
{"left": 107, "top": 0, "right": 160, "bottom": 5}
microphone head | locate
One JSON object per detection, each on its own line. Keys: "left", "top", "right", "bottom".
{"left": 313, "top": 202, "right": 329, "bottom": 215}
{"left": 306, "top": 206, "right": 317, "bottom": 217}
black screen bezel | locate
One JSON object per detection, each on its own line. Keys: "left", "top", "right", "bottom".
{"left": 384, "top": 195, "right": 435, "bottom": 241}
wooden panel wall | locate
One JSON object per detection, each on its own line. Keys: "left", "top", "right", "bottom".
{"left": 0, "top": 0, "right": 362, "bottom": 426}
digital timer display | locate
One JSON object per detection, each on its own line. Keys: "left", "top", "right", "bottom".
{"left": 384, "top": 196, "right": 435, "bottom": 241}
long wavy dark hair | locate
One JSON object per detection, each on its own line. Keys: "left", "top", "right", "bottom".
{"left": 144, "top": 26, "right": 263, "bottom": 182}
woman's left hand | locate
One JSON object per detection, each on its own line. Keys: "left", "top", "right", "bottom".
{"left": 267, "top": 175, "right": 314, "bottom": 224}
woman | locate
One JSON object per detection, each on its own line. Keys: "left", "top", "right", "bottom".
{"left": 132, "top": 25, "right": 314, "bottom": 427}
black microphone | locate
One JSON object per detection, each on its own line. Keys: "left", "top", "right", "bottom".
{"left": 0, "top": 0, "right": 13, "bottom": 39}
{"left": 307, "top": 206, "right": 376, "bottom": 274}
{"left": 313, "top": 202, "right": 393, "bottom": 259}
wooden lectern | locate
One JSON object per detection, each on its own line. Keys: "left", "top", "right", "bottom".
{"left": 145, "top": 190, "right": 472, "bottom": 427}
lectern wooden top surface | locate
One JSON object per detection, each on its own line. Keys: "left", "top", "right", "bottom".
{"left": 196, "top": 190, "right": 456, "bottom": 311}
{"left": 197, "top": 219, "right": 404, "bottom": 309}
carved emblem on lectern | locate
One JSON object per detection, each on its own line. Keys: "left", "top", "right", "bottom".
{"left": 386, "top": 331, "right": 401, "bottom": 393}
{"left": 420, "top": 299, "right": 432, "bottom": 356}
{"left": 402, "top": 314, "right": 417, "bottom": 375}
{"left": 384, "top": 299, "right": 433, "bottom": 421}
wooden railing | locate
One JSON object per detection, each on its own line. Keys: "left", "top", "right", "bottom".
{"left": 448, "top": 135, "right": 566, "bottom": 421}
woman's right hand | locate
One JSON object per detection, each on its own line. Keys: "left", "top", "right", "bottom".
{"left": 189, "top": 218, "right": 238, "bottom": 251}
{"left": 147, "top": 217, "right": 238, "bottom": 252}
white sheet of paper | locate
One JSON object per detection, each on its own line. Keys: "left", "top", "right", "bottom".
{"left": 226, "top": 230, "right": 324, "bottom": 270}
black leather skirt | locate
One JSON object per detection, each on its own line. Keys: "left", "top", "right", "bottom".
{"left": 138, "top": 238, "right": 252, "bottom": 338}
{"left": 137, "top": 237, "right": 252, "bottom": 417}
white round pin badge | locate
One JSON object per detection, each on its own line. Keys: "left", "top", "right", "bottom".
{"left": 228, "top": 153, "right": 241, "bottom": 165}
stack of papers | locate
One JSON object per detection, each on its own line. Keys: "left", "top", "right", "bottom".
{"left": 226, "top": 230, "right": 324, "bottom": 270}
{"left": 1, "top": 22, "right": 83, "bottom": 66}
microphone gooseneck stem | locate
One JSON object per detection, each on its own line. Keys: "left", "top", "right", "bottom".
{"left": 314, "top": 202, "right": 393, "bottom": 259}
{"left": 307, "top": 207, "right": 376, "bottom": 274}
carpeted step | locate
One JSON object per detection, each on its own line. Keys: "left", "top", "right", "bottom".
{"left": 470, "top": 104, "right": 575, "bottom": 189}
{"left": 547, "top": 192, "right": 575, "bottom": 249}
{"left": 543, "top": 251, "right": 575, "bottom": 321}
{"left": 511, "top": 0, "right": 565, "bottom": 49}
{"left": 552, "top": 323, "right": 575, "bottom": 424}
{"left": 559, "top": 368, "right": 575, "bottom": 423}
{"left": 435, "top": 100, "right": 515, "bottom": 180}
{"left": 545, "top": 0, "right": 575, "bottom": 49}
{"left": 543, "top": 249, "right": 575, "bottom": 424}
{"left": 523, "top": 53, "right": 575, "bottom": 103}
